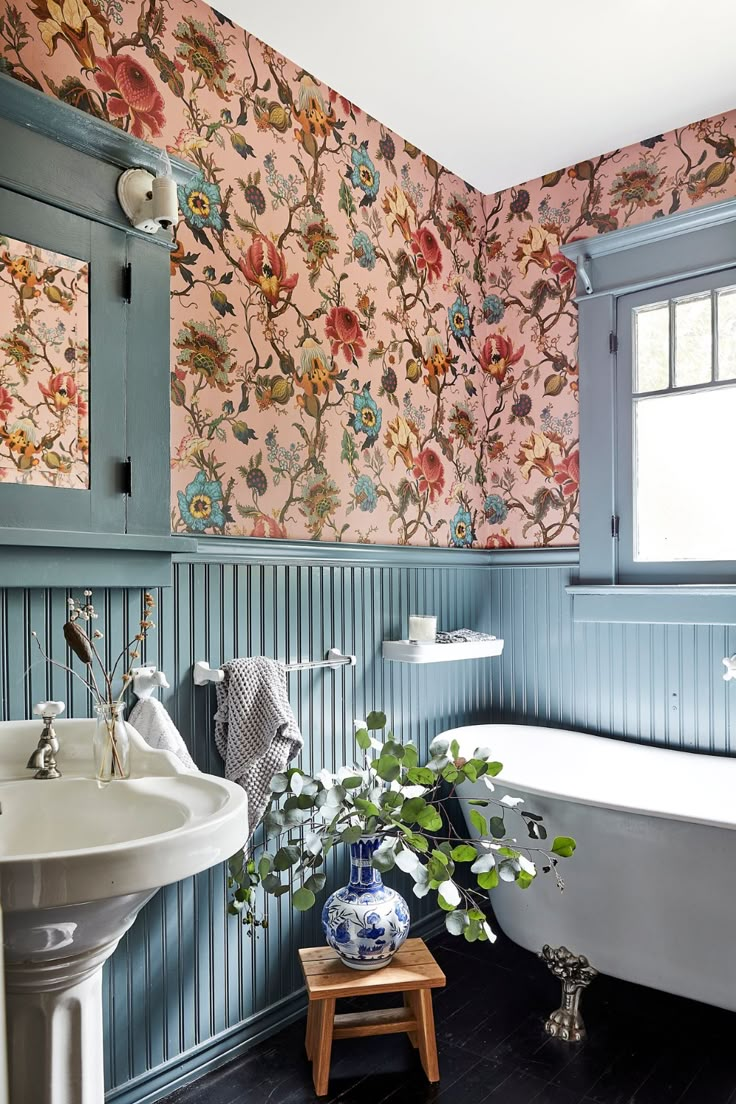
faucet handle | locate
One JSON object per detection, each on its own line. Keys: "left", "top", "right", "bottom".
{"left": 32, "top": 701, "right": 65, "bottom": 718}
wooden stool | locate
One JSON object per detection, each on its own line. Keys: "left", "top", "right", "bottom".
{"left": 298, "top": 938, "right": 446, "bottom": 1097}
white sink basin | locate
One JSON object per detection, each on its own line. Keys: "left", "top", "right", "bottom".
{"left": 0, "top": 717, "right": 248, "bottom": 1104}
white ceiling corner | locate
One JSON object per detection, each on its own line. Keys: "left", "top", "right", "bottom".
{"left": 206, "top": 1, "right": 736, "bottom": 194}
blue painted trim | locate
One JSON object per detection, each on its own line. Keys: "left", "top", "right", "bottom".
{"left": 0, "top": 73, "right": 197, "bottom": 187}
{"left": 562, "top": 197, "right": 736, "bottom": 262}
{"left": 0, "top": 530, "right": 196, "bottom": 551}
{"left": 562, "top": 198, "right": 736, "bottom": 301}
{"left": 568, "top": 585, "right": 736, "bottom": 625}
{"left": 182, "top": 537, "right": 579, "bottom": 569}
{"left": 104, "top": 911, "right": 446, "bottom": 1104}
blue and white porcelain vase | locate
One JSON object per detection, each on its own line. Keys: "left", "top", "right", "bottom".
{"left": 321, "top": 836, "right": 410, "bottom": 971}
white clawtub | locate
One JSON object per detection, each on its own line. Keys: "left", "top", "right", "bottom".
{"left": 450, "top": 723, "right": 736, "bottom": 1012}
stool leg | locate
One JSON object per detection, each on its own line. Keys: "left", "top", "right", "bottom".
{"left": 414, "top": 990, "right": 440, "bottom": 1083}
{"left": 312, "top": 997, "right": 336, "bottom": 1097}
{"left": 404, "top": 993, "right": 418, "bottom": 1048}
{"left": 305, "top": 1000, "right": 316, "bottom": 1060}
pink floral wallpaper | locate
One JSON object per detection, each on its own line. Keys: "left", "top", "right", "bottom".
{"left": 0, "top": 232, "right": 89, "bottom": 486}
{"left": 2, "top": 1, "right": 735, "bottom": 545}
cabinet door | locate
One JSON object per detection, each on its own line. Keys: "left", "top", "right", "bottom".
{"left": 0, "top": 186, "right": 127, "bottom": 534}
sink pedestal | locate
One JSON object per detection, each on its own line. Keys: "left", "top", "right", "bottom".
{"left": 3, "top": 892, "right": 154, "bottom": 1104}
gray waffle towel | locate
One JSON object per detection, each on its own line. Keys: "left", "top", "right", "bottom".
{"left": 214, "top": 657, "right": 303, "bottom": 839}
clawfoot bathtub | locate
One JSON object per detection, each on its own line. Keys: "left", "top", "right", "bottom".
{"left": 450, "top": 723, "right": 736, "bottom": 1014}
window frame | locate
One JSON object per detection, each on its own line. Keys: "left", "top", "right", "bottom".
{"left": 561, "top": 196, "right": 736, "bottom": 622}
{"left": 616, "top": 266, "right": 736, "bottom": 583}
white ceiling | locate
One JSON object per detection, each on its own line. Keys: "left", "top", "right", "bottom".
{"left": 207, "top": 1, "right": 736, "bottom": 194}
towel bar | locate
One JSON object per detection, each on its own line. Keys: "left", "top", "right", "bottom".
{"left": 193, "top": 649, "right": 356, "bottom": 686}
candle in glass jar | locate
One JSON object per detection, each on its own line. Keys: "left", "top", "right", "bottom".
{"left": 408, "top": 614, "right": 437, "bottom": 643}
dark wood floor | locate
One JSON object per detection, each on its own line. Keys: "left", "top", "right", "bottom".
{"left": 162, "top": 926, "right": 736, "bottom": 1104}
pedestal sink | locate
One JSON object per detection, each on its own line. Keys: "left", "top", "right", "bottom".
{"left": 0, "top": 718, "right": 248, "bottom": 1104}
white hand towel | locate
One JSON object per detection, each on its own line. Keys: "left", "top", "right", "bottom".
{"left": 214, "top": 657, "right": 303, "bottom": 839}
{"left": 128, "top": 698, "right": 199, "bottom": 772}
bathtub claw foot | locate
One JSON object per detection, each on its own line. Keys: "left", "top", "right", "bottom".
{"left": 538, "top": 944, "right": 598, "bottom": 1043}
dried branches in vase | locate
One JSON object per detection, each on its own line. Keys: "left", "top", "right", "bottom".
{"left": 31, "top": 590, "right": 156, "bottom": 782}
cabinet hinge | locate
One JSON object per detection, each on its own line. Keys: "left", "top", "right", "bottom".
{"left": 122, "top": 262, "right": 132, "bottom": 303}
{"left": 611, "top": 514, "right": 620, "bottom": 539}
{"left": 609, "top": 332, "right": 618, "bottom": 354}
{"left": 121, "top": 457, "right": 132, "bottom": 497}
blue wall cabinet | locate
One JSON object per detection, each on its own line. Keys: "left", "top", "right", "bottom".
{"left": 0, "top": 75, "right": 197, "bottom": 586}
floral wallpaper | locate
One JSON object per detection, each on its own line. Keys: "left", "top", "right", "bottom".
{"left": 0, "top": 232, "right": 89, "bottom": 486}
{"left": 2, "top": 2, "right": 736, "bottom": 544}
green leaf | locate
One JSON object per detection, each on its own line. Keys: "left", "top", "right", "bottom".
{"left": 416, "top": 806, "right": 443, "bottom": 832}
{"left": 341, "top": 428, "right": 358, "bottom": 466}
{"left": 273, "top": 845, "right": 300, "bottom": 871}
{"left": 374, "top": 754, "right": 401, "bottom": 782}
{"left": 402, "top": 744, "right": 419, "bottom": 769}
{"left": 383, "top": 739, "right": 405, "bottom": 760}
{"left": 467, "top": 799, "right": 489, "bottom": 806}
{"left": 406, "top": 767, "right": 435, "bottom": 786}
{"left": 489, "top": 816, "right": 506, "bottom": 840}
{"left": 262, "top": 873, "right": 282, "bottom": 893}
{"left": 516, "top": 870, "right": 534, "bottom": 889}
{"left": 469, "top": 809, "right": 487, "bottom": 835}
{"left": 340, "top": 826, "right": 363, "bottom": 844}
{"left": 354, "top": 798, "right": 380, "bottom": 817}
{"left": 355, "top": 727, "right": 371, "bottom": 751}
{"left": 342, "top": 775, "right": 363, "bottom": 789}
{"left": 380, "top": 791, "right": 404, "bottom": 809}
{"left": 441, "top": 764, "right": 459, "bottom": 783}
{"left": 339, "top": 178, "right": 357, "bottom": 217}
{"left": 450, "top": 845, "right": 478, "bottom": 863}
{"left": 257, "top": 855, "right": 273, "bottom": 879}
{"left": 366, "top": 710, "right": 387, "bottom": 731}
{"left": 486, "top": 761, "right": 504, "bottom": 777}
{"left": 401, "top": 796, "right": 427, "bottom": 822}
{"left": 551, "top": 836, "right": 576, "bottom": 858}
{"left": 305, "top": 873, "right": 327, "bottom": 893}
{"left": 405, "top": 831, "right": 429, "bottom": 852}
{"left": 477, "top": 868, "right": 499, "bottom": 890}
{"left": 293, "top": 887, "right": 316, "bottom": 912}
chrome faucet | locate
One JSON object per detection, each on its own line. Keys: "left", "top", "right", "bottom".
{"left": 27, "top": 701, "right": 65, "bottom": 780}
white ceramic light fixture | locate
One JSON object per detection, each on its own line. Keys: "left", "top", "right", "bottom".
{"left": 117, "top": 167, "right": 178, "bottom": 234}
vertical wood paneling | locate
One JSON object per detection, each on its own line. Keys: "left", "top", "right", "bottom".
{"left": 488, "top": 563, "right": 736, "bottom": 756}
{"left": 2, "top": 554, "right": 734, "bottom": 1101}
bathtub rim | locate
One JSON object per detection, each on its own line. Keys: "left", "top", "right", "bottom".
{"left": 446, "top": 721, "right": 736, "bottom": 833}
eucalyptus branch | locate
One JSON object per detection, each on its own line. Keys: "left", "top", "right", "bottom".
{"left": 227, "top": 711, "right": 576, "bottom": 941}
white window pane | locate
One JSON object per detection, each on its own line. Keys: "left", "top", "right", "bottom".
{"left": 635, "top": 304, "right": 669, "bottom": 393}
{"left": 674, "top": 295, "right": 712, "bottom": 387}
{"left": 635, "top": 388, "right": 736, "bottom": 561}
{"left": 717, "top": 288, "right": 736, "bottom": 380}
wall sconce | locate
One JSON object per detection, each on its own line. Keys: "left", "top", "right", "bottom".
{"left": 117, "top": 167, "right": 178, "bottom": 235}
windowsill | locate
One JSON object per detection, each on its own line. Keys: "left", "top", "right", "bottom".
{"left": 567, "top": 584, "right": 736, "bottom": 625}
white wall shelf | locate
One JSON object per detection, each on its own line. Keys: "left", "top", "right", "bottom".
{"left": 382, "top": 638, "right": 504, "bottom": 664}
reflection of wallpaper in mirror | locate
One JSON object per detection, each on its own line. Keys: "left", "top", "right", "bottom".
{"left": 0, "top": 236, "right": 89, "bottom": 488}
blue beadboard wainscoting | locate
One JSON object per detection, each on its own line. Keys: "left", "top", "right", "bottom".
{"left": 2, "top": 542, "right": 734, "bottom": 1103}
{"left": 0, "top": 542, "right": 496, "bottom": 1103}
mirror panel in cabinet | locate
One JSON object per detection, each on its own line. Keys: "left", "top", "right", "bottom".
{"left": 0, "top": 234, "right": 89, "bottom": 490}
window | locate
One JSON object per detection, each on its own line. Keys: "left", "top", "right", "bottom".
{"left": 617, "top": 268, "right": 736, "bottom": 575}
{"left": 561, "top": 197, "right": 736, "bottom": 622}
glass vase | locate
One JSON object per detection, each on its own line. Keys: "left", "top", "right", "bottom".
{"left": 93, "top": 703, "right": 130, "bottom": 783}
